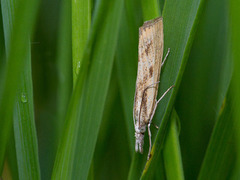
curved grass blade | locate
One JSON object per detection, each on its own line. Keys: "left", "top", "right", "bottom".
{"left": 72, "top": 0, "right": 91, "bottom": 85}
{"left": 127, "top": 1, "right": 163, "bottom": 178}
{"left": 71, "top": 1, "right": 123, "bottom": 178}
{"left": 139, "top": 0, "right": 206, "bottom": 178}
{"left": 56, "top": 0, "right": 72, "bottom": 139}
{"left": 52, "top": 0, "right": 123, "bottom": 179}
{"left": 230, "top": 0, "right": 240, "bottom": 177}
{"left": 0, "top": 7, "right": 17, "bottom": 178}
{"left": 115, "top": 1, "right": 142, "bottom": 154}
{"left": 0, "top": 0, "right": 39, "bottom": 173}
{"left": 163, "top": 109, "right": 184, "bottom": 180}
{"left": 13, "top": 50, "right": 41, "bottom": 180}
{"left": 197, "top": 84, "right": 238, "bottom": 179}
{"left": 0, "top": 4, "right": 5, "bottom": 85}
{"left": 5, "top": 133, "right": 19, "bottom": 180}
{"left": 152, "top": 153, "right": 166, "bottom": 180}
{"left": 94, "top": 75, "right": 131, "bottom": 179}
{"left": 0, "top": 6, "right": 4, "bottom": 62}
{"left": 141, "top": 0, "right": 160, "bottom": 21}
{"left": 175, "top": 0, "right": 231, "bottom": 178}
{"left": 2, "top": 0, "right": 41, "bottom": 178}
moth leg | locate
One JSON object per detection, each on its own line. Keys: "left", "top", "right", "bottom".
{"left": 147, "top": 99, "right": 158, "bottom": 160}
{"left": 149, "top": 85, "right": 175, "bottom": 127}
{"left": 156, "top": 85, "right": 175, "bottom": 104}
{"left": 147, "top": 123, "right": 152, "bottom": 160}
{"left": 161, "top": 48, "right": 170, "bottom": 67}
{"left": 147, "top": 85, "right": 175, "bottom": 160}
{"left": 147, "top": 122, "right": 161, "bottom": 159}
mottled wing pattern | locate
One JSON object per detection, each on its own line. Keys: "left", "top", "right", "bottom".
{"left": 134, "top": 17, "right": 164, "bottom": 127}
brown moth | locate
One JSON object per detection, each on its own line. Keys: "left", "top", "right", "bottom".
{"left": 133, "top": 17, "right": 174, "bottom": 160}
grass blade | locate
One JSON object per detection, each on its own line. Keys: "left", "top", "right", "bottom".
{"left": 0, "top": 5, "right": 4, "bottom": 61}
{"left": 72, "top": 0, "right": 91, "bottom": 85}
{"left": 198, "top": 84, "right": 238, "bottom": 179}
{"left": 56, "top": 0, "right": 72, "bottom": 138}
{"left": 141, "top": 0, "right": 160, "bottom": 21}
{"left": 140, "top": 0, "right": 160, "bottom": 53}
{"left": 175, "top": 0, "right": 231, "bottom": 178}
{"left": 13, "top": 48, "right": 41, "bottom": 180}
{"left": 126, "top": 0, "right": 162, "bottom": 177}
{"left": 52, "top": 0, "right": 123, "bottom": 179}
{"left": 5, "top": 133, "right": 18, "bottom": 180}
{"left": 0, "top": 8, "right": 17, "bottom": 175}
{"left": 72, "top": 0, "right": 123, "bottom": 178}
{"left": 0, "top": 0, "right": 39, "bottom": 173}
{"left": 163, "top": 109, "right": 184, "bottom": 180}
{"left": 115, "top": 1, "right": 142, "bottom": 154}
{"left": 94, "top": 73, "right": 131, "bottom": 179}
{"left": 127, "top": 0, "right": 206, "bottom": 178}
{"left": 152, "top": 153, "right": 166, "bottom": 180}
{"left": 2, "top": 0, "right": 41, "bottom": 178}
{"left": 230, "top": 0, "right": 240, "bottom": 177}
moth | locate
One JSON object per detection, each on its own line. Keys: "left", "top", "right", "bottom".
{"left": 133, "top": 17, "right": 174, "bottom": 160}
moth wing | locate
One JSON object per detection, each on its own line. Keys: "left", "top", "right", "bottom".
{"left": 133, "top": 17, "right": 164, "bottom": 125}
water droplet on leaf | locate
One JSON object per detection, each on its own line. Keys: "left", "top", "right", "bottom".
{"left": 21, "top": 93, "right": 28, "bottom": 103}
{"left": 75, "top": 61, "right": 81, "bottom": 75}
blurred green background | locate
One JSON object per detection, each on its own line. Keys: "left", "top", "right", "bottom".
{"left": 0, "top": 0, "right": 239, "bottom": 179}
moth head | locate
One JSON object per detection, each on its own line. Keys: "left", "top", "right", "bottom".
{"left": 135, "top": 132, "right": 144, "bottom": 153}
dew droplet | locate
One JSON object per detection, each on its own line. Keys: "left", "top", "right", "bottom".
{"left": 75, "top": 61, "right": 81, "bottom": 75}
{"left": 21, "top": 93, "right": 28, "bottom": 103}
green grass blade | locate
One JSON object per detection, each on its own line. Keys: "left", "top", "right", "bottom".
{"left": 72, "top": 0, "right": 91, "bottom": 85}
{"left": 94, "top": 73, "right": 131, "bottom": 179}
{"left": 1, "top": 0, "right": 14, "bottom": 53}
{"left": 13, "top": 49, "right": 41, "bottom": 180}
{"left": 2, "top": 0, "right": 41, "bottom": 178}
{"left": 230, "top": 0, "right": 240, "bottom": 177}
{"left": 72, "top": 0, "right": 123, "bottom": 178}
{"left": 163, "top": 109, "right": 184, "bottom": 180}
{"left": 0, "top": 0, "right": 39, "bottom": 173}
{"left": 198, "top": 85, "right": 238, "bottom": 180}
{"left": 195, "top": 1, "right": 238, "bottom": 178}
{"left": 56, "top": 0, "right": 72, "bottom": 138}
{"left": 5, "top": 133, "right": 19, "bottom": 180}
{"left": 127, "top": 0, "right": 206, "bottom": 178}
{"left": 0, "top": 4, "right": 5, "bottom": 84}
{"left": 139, "top": 1, "right": 184, "bottom": 179}
{"left": 1, "top": 7, "right": 17, "bottom": 177}
{"left": 52, "top": 0, "right": 123, "bottom": 179}
{"left": 0, "top": 5, "right": 5, "bottom": 61}
{"left": 175, "top": 0, "right": 231, "bottom": 178}
{"left": 141, "top": 0, "right": 160, "bottom": 21}
{"left": 115, "top": 1, "right": 142, "bottom": 154}
{"left": 126, "top": 1, "right": 161, "bottom": 177}
{"left": 151, "top": 153, "right": 166, "bottom": 180}
{"left": 93, "top": 73, "right": 118, "bottom": 179}
{"left": 94, "top": 72, "right": 119, "bottom": 156}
